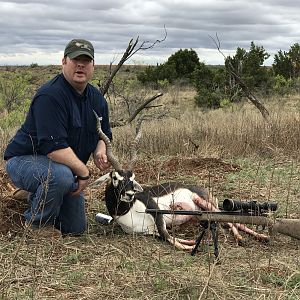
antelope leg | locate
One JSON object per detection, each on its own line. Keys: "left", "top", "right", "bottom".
{"left": 193, "top": 194, "right": 244, "bottom": 242}
{"left": 167, "top": 236, "right": 195, "bottom": 251}
{"left": 227, "top": 223, "right": 243, "bottom": 242}
{"left": 192, "top": 194, "right": 219, "bottom": 211}
{"left": 234, "top": 223, "right": 270, "bottom": 241}
{"left": 177, "top": 238, "right": 196, "bottom": 246}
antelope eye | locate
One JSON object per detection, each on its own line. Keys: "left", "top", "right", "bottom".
{"left": 112, "top": 176, "right": 118, "bottom": 181}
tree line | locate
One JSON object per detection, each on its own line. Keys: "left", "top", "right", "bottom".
{"left": 137, "top": 42, "right": 300, "bottom": 108}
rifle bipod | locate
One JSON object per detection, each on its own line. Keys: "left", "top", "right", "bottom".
{"left": 191, "top": 220, "right": 219, "bottom": 258}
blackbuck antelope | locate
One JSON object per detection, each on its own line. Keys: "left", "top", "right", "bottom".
{"left": 91, "top": 113, "right": 269, "bottom": 250}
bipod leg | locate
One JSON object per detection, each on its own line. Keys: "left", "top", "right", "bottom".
{"left": 209, "top": 221, "right": 219, "bottom": 258}
{"left": 191, "top": 221, "right": 209, "bottom": 256}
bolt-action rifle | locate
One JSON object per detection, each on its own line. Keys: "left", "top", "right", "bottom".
{"left": 146, "top": 199, "right": 300, "bottom": 240}
{"left": 146, "top": 199, "right": 299, "bottom": 257}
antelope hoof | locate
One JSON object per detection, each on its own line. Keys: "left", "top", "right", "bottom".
{"left": 237, "top": 238, "right": 247, "bottom": 247}
{"left": 256, "top": 234, "right": 270, "bottom": 243}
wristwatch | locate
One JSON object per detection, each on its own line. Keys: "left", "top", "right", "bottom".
{"left": 76, "top": 174, "right": 90, "bottom": 181}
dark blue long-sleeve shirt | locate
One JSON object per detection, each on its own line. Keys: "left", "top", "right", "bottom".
{"left": 4, "top": 73, "right": 112, "bottom": 164}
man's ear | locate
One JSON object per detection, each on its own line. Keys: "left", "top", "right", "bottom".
{"left": 62, "top": 57, "right": 67, "bottom": 65}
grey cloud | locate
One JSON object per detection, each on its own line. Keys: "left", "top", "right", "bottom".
{"left": 0, "top": 0, "right": 300, "bottom": 65}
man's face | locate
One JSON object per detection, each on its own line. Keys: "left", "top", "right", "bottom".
{"left": 62, "top": 55, "right": 94, "bottom": 93}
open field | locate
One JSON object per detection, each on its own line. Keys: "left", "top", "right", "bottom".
{"left": 0, "top": 66, "right": 299, "bottom": 299}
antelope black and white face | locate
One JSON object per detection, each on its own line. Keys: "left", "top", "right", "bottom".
{"left": 111, "top": 170, "right": 143, "bottom": 203}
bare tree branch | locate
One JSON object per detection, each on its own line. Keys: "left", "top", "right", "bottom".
{"left": 128, "top": 117, "right": 144, "bottom": 169}
{"left": 110, "top": 93, "right": 163, "bottom": 128}
{"left": 99, "top": 27, "right": 167, "bottom": 96}
{"left": 209, "top": 33, "right": 270, "bottom": 120}
{"left": 127, "top": 93, "right": 163, "bottom": 123}
{"left": 127, "top": 107, "right": 167, "bottom": 169}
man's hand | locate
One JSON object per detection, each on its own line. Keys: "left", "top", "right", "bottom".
{"left": 93, "top": 140, "right": 111, "bottom": 171}
{"left": 47, "top": 147, "right": 91, "bottom": 195}
{"left": 70, "top": 178, "right": 90, "bottom": 196}
{"left": 94, "top": 152, "right": 110, "bottom": 171}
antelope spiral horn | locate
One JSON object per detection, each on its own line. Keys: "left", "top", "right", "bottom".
{"left": 93, "top": 110, "right": 123, "bottom": 172}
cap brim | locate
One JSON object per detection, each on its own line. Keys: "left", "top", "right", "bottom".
{"left": 67, "top": 50, "right": 94, "bottom": 59}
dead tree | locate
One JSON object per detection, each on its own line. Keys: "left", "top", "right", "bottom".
{"left": 109, "top": 92, "right": 163, "bottom": 128}
{"left": 210, "top": 34, "right": 270, "bottom": 120}
{"left": 97, "top": 28, "right": 167, "bottom": 128}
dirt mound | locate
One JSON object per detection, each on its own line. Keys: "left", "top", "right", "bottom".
{"left": 0, "top": 157, "right": 241, "bottom": 235}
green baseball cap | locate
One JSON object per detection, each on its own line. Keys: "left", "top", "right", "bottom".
{"left": 64, "top": 39, "right": 94, "bottom": 59}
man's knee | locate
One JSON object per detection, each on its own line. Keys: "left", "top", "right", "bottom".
{"left": 50, "top": 163, "right": 75, "bottom": 193}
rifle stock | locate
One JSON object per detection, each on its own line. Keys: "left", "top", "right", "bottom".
{"left": 145, "top": 209, "right": 300, "bottom": 240}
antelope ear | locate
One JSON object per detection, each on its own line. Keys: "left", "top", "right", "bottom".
{"left": 133, "top": 180, "right": 143, "bottom": 192}
{"left": 89, "top": 173, "right": 110, "bottom": 188}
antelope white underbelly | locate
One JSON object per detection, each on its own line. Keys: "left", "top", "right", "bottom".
{"left": 115, "top": 200, "right": 157, "bottom": 235}
{"left": 115, "top": 188, "right": 199, "bottom": 234}
{"left": 154, "top": 188, "right": 197, "bottom": 209}
{"left": 155, "top": 188, "right": 198, "bottom": 226}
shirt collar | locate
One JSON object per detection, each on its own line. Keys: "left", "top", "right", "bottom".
{"left": 61, "top": 73, "right": 88, "bottom": 100}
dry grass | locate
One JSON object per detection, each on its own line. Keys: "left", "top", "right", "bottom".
{"left": 1, "top": 157, "right": 299, "bottom": 299}
{"left": 1, "top": 231, "right": 299, "bottom": 299}
{"left": 112, "top": 93, "right": 300, "bottom": 161}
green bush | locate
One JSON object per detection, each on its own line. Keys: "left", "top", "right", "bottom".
{"left": 137, "top": 49, "right": 200, "bottom": 84}
{"left": 0, "top": 73, "right": 33, "bottom": 113}
{"left": 0, "top": 98, "right": 31, "bottom": 129}
{"left": 272, "top": 75, "right": 293, "bottom": 96}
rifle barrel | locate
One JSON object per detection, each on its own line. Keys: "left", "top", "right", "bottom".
{"left": 145, "top": 209, "right": 300, "bottom": 240}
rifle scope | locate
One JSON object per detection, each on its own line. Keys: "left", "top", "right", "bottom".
{"left": 222, "top": 198, "right": 278, "bottom": 213}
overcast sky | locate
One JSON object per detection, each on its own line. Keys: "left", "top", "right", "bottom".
{"left": 0, "top": 0, "right": 299, "bottom": 66}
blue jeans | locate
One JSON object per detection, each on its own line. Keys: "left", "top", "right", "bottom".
{"left": 6, "top": 155, "right": 87, "bottom": 234}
